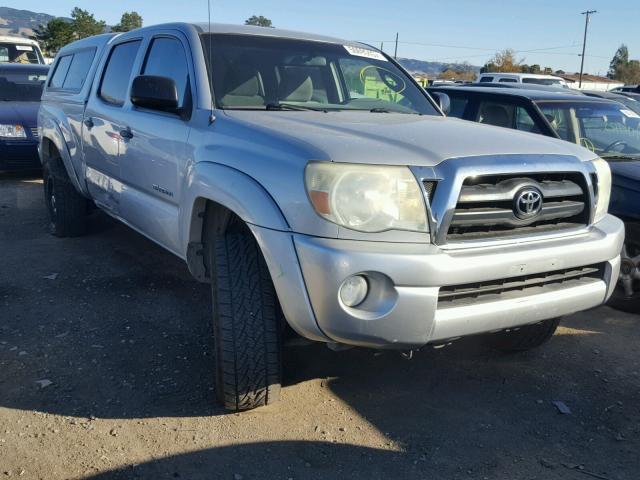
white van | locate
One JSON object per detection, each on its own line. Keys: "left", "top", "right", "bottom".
{"left": 0, "top": 36, "right": 45, "bottom": 65}
{"left": 477, "top": 72, "right": 568, "bottom": 88}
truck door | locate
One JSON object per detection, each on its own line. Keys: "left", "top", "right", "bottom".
{"left": 116, "top": 33, "right": 193, "bottom": 254}
{"left": 82, "top": 39, "right": 142, "bottom": 215}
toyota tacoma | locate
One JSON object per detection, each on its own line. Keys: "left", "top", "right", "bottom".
{"left": 38, "top": 24, "right": 624, "bottom": 411}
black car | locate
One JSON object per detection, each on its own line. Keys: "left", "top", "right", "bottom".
{"left": 0, "top": 64, "right": 48, "bottom": 171}
{"left": 583, "top": 90, "right": 640, "bottom": 115}
{"left": 429, "top": 85, "right": 640, "bottom": 313}
{"left": 612, "top": 85, "right": 640, "bottom": 94}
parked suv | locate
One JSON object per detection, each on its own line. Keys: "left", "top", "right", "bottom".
{"left": 39, "top": 24, "right": 624, "bottom": 411}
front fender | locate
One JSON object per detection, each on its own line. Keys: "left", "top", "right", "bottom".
{"left": 180, "top": 161, "right": 290, "bottom": 256}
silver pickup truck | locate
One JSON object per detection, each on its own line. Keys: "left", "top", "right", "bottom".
{"left": 39, "top": 23, "right": 624, "bottom": 411}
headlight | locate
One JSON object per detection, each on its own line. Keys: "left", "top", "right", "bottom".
{"left": 305, "top": 162, "right": 428, "bottom": 233}
{"left": 0, "top": 124, "right": 27, "bottom": 139}
{"left": 591, "top": 157, "right": 611, "bottom": 223}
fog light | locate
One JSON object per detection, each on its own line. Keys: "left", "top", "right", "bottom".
{"left": 339, "top": 275, "right": 368, "bottom": 307}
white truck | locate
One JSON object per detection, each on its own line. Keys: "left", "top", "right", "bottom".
{"left": 0, "top": 36, "right": 45, "bottom": 65}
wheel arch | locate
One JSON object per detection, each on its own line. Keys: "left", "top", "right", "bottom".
{"left": 182, "top": 162, "right": 290, "bottom": 282}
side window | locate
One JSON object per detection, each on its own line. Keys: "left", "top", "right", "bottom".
{"left": 479, "top": 76, "right": 493, "bottom": 83}
{"left": 49, "top": 55, "right": 73, "bottom": 89}
{"left": 0, "top": 47, "right": 9, "bottom": 62}
{"left": 515, "top": 106, "right": 538, "bottom": 133}
{"left": 477, "top": 101, "right": 515, "bottom": 129}
{"left": 62, "top": 49, "right": 96, "bottom": 91}
{"left": 99, "top": 40, "right": 142, "bottom": 106}
{"left": 448, "top": 95, "right": 469, "bottom": 118}
{"left": 141, "top": 37, "right": 190, "bottom": 109}
{"left": 499, "top": 78, "right": 517, "bottom": 83}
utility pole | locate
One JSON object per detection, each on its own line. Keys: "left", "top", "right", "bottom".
{"left": 394, "top": 33, "right": 398, "bottom": 59}
{"left": 579, "top": 10, "right": 597, "bottom": 88}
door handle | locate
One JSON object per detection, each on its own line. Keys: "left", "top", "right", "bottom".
{"left": 119, "top": 127, "right": 134, "bottom": 139}
{"left": 83, "top": 117, "right": 94, "bottom": 129}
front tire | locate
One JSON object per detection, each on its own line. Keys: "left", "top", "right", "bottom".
{"left": 43, "top": 158, "right": 87, "bottom": 237}
{"left": 608, "top": 242, "right": 640, "bottom": 314}
{"left": 207, "top": 230, "right": 282, "bottom": 411}
{"left": 487, "top": 317, "right": 561, "bottom": 352}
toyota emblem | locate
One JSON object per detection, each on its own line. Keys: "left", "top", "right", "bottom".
{"left": 514, "top": 187, "right": 543, "bottom": 219}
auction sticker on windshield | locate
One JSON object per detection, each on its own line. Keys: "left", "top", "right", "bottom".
{"left": 344, "top": 45, "right": 387, "bottom": 61}
{"left": 15, "top": 45, "right": 33, "bottom": 51}
{"left": 620, "top": 109, "right": 640, "bottom": 119}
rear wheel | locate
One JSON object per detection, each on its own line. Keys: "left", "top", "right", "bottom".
{"left": 487, "top": 317, "right": 561, "bottom": 352}
{"left": 608, "top": 241, "right": 640, "bottom": 314}
{"left": 43, "top": 158, "right": 87, "bottom": 237}
{"left": 206, "top": 226, "right": 282, "bottom": 411}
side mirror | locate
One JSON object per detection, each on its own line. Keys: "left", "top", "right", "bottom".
{"left": 130, "top": 75, "right": 179, "bottom": 113}
{"left": 431, "top": 91, "right": 451, "bottom": 116}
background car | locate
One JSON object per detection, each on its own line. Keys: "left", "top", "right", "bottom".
{"left": 583, "top": 90, "right": 640, "bottom": 115}
{"left": 477, "top": 72, "right": 569, "bottom": 88}
{"left": 0, "top": 63, "right": 48, "bottom": 171}
{"left": 429, "top": 85, "right": 640, "bottom": 313}
{"left": 0, "top": 36, "right": 46, "bottom": 65}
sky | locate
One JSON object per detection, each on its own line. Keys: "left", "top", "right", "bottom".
{"left": 4, "top": 0, "right": 639, "bottom": 75}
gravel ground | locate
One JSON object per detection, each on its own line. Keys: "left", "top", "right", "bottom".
{"left": 1, "top": 172, "right": 639, "bottom": 480}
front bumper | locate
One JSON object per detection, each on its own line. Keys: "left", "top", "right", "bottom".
{"left": 253, "top": 214, "right": 624, "bottom": 349}
{"left": 0, "top": 141, "right": 40, "bottom": 171}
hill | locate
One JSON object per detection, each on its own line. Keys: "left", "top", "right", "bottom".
{"left": 0, "top": 7, "right": 64, "bottom": 38}
{"left": 398, "top": 57, "right": 480, "bottom": 77}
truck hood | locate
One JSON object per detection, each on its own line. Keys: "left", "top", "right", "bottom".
{"left": 223, "top": 110, "right": 597, "bottom": 166}
{"left": 0, "top": 101, "right": 39, "bottom": 128}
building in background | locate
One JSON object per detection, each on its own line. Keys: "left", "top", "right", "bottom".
{"left": 558, "top": 73, "right": 624, "bottom": 91}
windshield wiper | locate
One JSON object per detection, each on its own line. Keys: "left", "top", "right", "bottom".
{"left": 370, "top": 107, "right": 391, "bottom": 113}
{"left": 265, "top": 102, "right": 328, "bottom": 112}
{"left": 601, "top": 153, "right": 640, "bottom": 161}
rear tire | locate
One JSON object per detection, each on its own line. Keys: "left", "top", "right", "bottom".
{"left": 487, "top": 317, "right": 561, "bottom": 352}
{"left": 43, "top": 158, "right": 87, "bottom": 237}
{"left": 207, "top": 229, "right": 282, "bottom": 411}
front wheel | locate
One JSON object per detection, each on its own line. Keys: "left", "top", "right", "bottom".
{"left": 608, "top": 242, "right": 640, "bottom": 314}
{"left": 207, "top": 230, "right": 282, "bottom": 411}
{"left": 486, "top": 317, "right": 561, "bottom": 352}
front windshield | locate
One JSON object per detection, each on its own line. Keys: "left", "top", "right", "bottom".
{"left": 201, "top": 34, "right": 438, "bottom": 115}
{"left": 0, "top": 69, "right": 48, "bottom": 101}
{"left": 537, "top": 100, "right": 640, "bottom": 158}
{"left": 0, "top": 43, "right": 43, "bottom": 65}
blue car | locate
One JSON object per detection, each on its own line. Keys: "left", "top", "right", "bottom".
{"left": 429, "top": 85, "right": 640, "bottom": 313}
{"left": 0, "top": 64, "right": 48, "bottom": 171}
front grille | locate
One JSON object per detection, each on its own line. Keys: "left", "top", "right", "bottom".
{"left": 30, "top": 127, "right": 39, "bottom": 139}
{"left": 438, "top": 263, "right": 604, "bottom": 307}
{"left": 447, "top": 173, "right": 590, "bottom": 242}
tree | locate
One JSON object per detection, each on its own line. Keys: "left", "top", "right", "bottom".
{"left": 71, "top": 7, "right": 106, "bottom": 39}
{"left": 616, "top": 60, "right": 640, "bottom": 84}
{"left": 112, "top": 12, "right": 143, "bottom": 32}
{"left": 33, "top": 18, "right": 74, "bottom": 56}
{"left": 245, "top": 15, "right": 273, "bottom": 27}
{"left": 481, "top": 49, "right": 524, "bottom": 73}
{"left": 608, "top": 44, "right": 629, "bottom": 79}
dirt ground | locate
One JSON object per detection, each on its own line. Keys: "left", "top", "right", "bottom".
{"left": 1, "top": 172, "right": 639, "bottom": 480}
